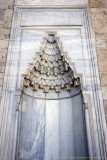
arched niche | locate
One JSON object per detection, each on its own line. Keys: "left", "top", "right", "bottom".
{"left": 0, "top": 7, "right": 107, "bottom": 160}
{"left": 16, "top": 34, "right": 89, "bottom": 160}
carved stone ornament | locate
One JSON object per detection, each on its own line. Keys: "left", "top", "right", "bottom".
{"left": 23, "top": 34, "right": 80, "bottom": 93}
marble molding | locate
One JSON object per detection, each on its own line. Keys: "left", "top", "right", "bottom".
{"left": 15, "top": 0, "right": 88, "bottom": 6}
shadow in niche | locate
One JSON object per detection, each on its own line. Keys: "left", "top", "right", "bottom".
{"left": 16, "top": 34, "right": 89, "bottom": 160}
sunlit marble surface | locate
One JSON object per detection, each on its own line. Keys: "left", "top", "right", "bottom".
{"left": 17, "top": 91, "right": 88, "bottom": 160}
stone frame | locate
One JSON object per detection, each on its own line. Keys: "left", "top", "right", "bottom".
{"left": 0, "top": 6, "right": 107, "bottom": 160}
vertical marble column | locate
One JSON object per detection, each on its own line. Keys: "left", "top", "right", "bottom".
{"left": 72, "top": 94, "right": 88, "bottom": 159}
{"left": 17, "top": 95, "right": 46, "bottom": 160}
{"left": 59, "top": 98, "right": 75, "bottom": 160}
{"left": 45, "top": 100, "right": 60, "bottom": 160}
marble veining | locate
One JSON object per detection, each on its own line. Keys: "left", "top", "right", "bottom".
{"left": 17, "top": 97, "right": 45, "bottom": 160}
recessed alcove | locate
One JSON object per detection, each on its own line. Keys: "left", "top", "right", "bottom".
{"left": 0, "top": 7, "right": 107, "bottom": 160}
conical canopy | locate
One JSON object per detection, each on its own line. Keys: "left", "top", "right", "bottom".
{"left": 23, "top": 34, "right": 80, "bottom": 93}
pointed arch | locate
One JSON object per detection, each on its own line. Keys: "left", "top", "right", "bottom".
{"left": 16, "top": 34, "right": 89, "bottom": 160}
{"left": 23, "top": 34, "right": 80, "bottom": 94}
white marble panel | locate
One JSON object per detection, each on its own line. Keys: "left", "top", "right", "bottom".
{"left": 57, "top": 30, "right": 83, "bottom": 60}
{"left": 17, "top": 95, "right": 46, "bottom": 160}
{"left": 59, "top": 98, "right": 75, "bottom": 159}
{"left": 45, "top": 100, "right": 60, "bottom": 160}
{"left": 21, "top": 9, "right": 83, "bottom": 26}
{"left": 86, "top": 77, "right": 101, "bottom": 90}
{"left": 58, "top": 91, "right": 71, "bottom": 98}
{"left": 84, "top": 60, "right": 99, "bottom": 77}
{"left": 0, "top": 92, "right": 15, "bottom": 160}
{"left": 72, "top": 94, "right": 88, "bottom": 158}
{"left": 24, "top": 88, "right": 46, "bottom": 99}
{"left": 15, "top": 0, "right": 88, "bottom": 6}
{"left": 70, "top": 59, "right": 84, "bottom": 74}
{"left": 20, "top": 30, "right": 46, "bottom": 61}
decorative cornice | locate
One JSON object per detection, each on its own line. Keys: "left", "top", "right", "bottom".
{"left": 23, "top": 34, "right": 80, "bottom": 93}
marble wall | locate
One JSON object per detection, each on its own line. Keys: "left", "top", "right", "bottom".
{"left": 15, "top": 0, "right": 88, "bottom": 6}
{"left": 16, "top": 92, "right": 88, "bottom": 160}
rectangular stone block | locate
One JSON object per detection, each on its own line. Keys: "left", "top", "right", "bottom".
{"left": 98, "top": 57, "right": 107, "bottom": 73}
{"left": 97, "top": 49, "right": 107, "bottom": 61}
{"left": 0, "top": 39, "right": 9, "bottom": 49}
{"left": 16, "top": 0, "right": 88, "bottom": 6}
{"left": 96, "top": 36, "right": 107, "bottom": 50}
{"left": 104, "top": 100, "right": 107, "bottom": 110}
{"left": 102, "top": 87, "right": 107, "bottom": 100}
{"left": 0, "top": 29, "right": 10, "bottom": 36}
{"left": 4, "top": 9, "right": 13, "bottom": 29}
{"left": 98, "top": 64, "right": 107, "bottom": 74}
{"left": 21, "top": 9, "right": 83, "bottom": 27}
{"left": 90, "top": 9, "right": 103, "bottom": 20}
{"left": 0, "top": 0, "right": 14, "bottom": 9}
{"left": 0, "top": 66, "right": 5, "bottom": 73}
{"left": 0, "top": 54, "right": 7, "bottom": 61}
{"left": 0, "top": 49, "right": 8, "bottom": 55}
{"left": 0, "top": 85, "right": 2, "bottom": 93}
{"left": 91, "top": 19, "right": 107, "bottom": 34}
{"left": 0, "top": 76, "right": 4, "bottom": 85}
{"left": 100, "top": 74, "right": 107, "bottom": 87}
{"left": 0, "top": 20, "right": 4, "bottom": 29}
{"left": 0, "top": 1, "right": 7, "bottom": 9}
{"left": 104, "top": 100, "right": 107, "bottom": 121}
{"left": 89, "top": 0, "right": 107, "bottom": 8}
{"left": 0, "top": 10, "right": 4, "bottom": 20}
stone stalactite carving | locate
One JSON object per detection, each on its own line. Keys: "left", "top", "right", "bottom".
{"left": 23, "top": 34, "right": 80, "bottom": 93}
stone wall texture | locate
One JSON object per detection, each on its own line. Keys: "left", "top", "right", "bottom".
{"left": 0, "top": 0, "right": 14, "bottom": 96}
{"left": 89, "top": 0, "right": 107, "bottom": 120}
